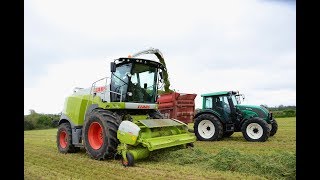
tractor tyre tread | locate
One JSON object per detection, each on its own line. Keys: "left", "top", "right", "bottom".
{"left": 193, "top": 113, "right": 223, "bottom": 141}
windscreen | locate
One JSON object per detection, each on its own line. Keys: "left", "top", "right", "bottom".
{"left": 127, "top": 63, "right": 158, "bottom": 103}
{"left": 110, "top": 63, "right": 132, "bottom": 101}
{"left": 231, "top": 95, "right": 239, "bottom": 105}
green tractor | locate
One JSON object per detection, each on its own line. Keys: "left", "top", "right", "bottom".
{"left": 56, "top": 48, "right": 196, "bottom": 166}
{"left": 193, "top": 91, "right": 278, "bottom": 142}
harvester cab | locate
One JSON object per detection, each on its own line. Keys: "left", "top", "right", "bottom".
{"left": 194, "top": 91, "right": 278, "bottom": 142}
{"left": 109, "top": 57, "right": 166, "bottom": 103}
{"left": 57, "top": 48, "right": 196, "bottom": 167}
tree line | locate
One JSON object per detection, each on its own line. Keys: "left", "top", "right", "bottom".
{"left": 260, "top": 105, "right": 296, "bottom": 118}
{"left": 24, "top": 110, "right": 60, "bottom": 130}
{"left": 25, "top": 105, "right": 296, "bottom": 131}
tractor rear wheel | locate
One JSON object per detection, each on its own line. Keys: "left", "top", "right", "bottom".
{"left": 194, "top": 114, "right": 223, "bottom": 141}
{"left": 241, "top": 117, "right": 270, "bottom": 142}
{"left": 270, "top": 119, "right": 278, "bottom": 136}
{"left": 57, "top": 123, "right": 79, "bottom": 153}
{"left": 83, "top": 109, "right": 120, "bottom": 160}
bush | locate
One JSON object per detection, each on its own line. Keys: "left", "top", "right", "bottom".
{"left": 24, "top": 110, "right": 60, "bottom": 130}
{"left": 272, "top": 110, "right": 296, "bottom": 118}
{"left": 24, "top": 118, "right": 35, "bottom": 130}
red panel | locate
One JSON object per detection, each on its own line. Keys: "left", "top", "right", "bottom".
{"left": 157, "top": 92, "right": 197, "bottom": 124}
{"left": 158, "top": 102, "right": 174, "bottom": 109}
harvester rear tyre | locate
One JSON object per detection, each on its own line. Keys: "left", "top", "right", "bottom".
{"left": 241, "top": 117, "right": 270, "bottom": 142}
{"left": 270, "top": 119, "right": 278, "bottom": 136}
{"left": 57, "top": 123, "right": 78, "bottom": 153}
{"left": 83, "top": 109, "right": 120, "bottom": 160}
{"left": 121, "top": 152, "right": 134, "bottom": 167}
{"left": 194, "top": 114, "right": 223, "bottom": 141}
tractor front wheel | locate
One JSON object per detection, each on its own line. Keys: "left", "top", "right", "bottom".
{"left": 194, "top": 114, "right": 223, "bottom": 141}
{"left": 270, "top": 119, "right": 278, "bottom": 136}
{"left": 57, "top": 123, "right": 79, "bottom": 153}
{"left": 83, "top": 109, "right": 120, "bottom": 160}
{"left": 241, "top": 117, "right": 270, "bottom": 142}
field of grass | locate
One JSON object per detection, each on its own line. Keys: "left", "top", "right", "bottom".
{"left": 24, "top": 117, "right": 296, "bottom": 179}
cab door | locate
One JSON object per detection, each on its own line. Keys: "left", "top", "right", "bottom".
{"left": 212, "top": 96, "right": 232, "bottom": 123}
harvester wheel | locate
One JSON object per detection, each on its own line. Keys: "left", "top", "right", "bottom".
{"left": 83, "top": 109, "right": 120, "bottom": 160}
{"left": 241, "top": 117, "right": 270, "bottom": 142}
{"left": 121, "top": 152, "right": 134, "bottom": 167}
{"left": 194, "top": 114, "right": 223, "bottom": 141}
{"left": 57, "top": 123, "right": 78, "bottom": 153}
{"left": 270, "top": 119, "right": 278, "bottom": 136}
{"left": 222, "top": 131, "right": 234, "bottom": 138}
{"left": 149, "top": 110, "right": 164, "bottom": 119}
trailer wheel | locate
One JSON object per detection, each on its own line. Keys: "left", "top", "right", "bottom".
{"left": 270, "top": 119, "right": 278, "bottom": 136}
{"left": 122, "top": 152, "right": 134, "bottom": 167}
{"left": 57, "top": 123, "right": 78, "bottom": 153}
{"left": 194, "top": 114, "right": 223, "bottom": 141}
{"left": 241, "top": 117, "right": 270, "bottom": 142}
{"left": 83, "top": 109, "right": 120, "bottom": 160}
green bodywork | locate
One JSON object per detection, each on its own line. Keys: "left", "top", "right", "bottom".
{"left": 117, "top": 119, "right": 195, "bottom": 162}
{"left": 62, "top": 92, "right": 195, "bottom": 162}
{"left": 60, "top": 57, "right": 196, "bottom": 164}
{"left": 236, "top": 104, "right": 271, "bottom": 123}
{"left": 200, "top": 91, "right": 272, "bottom": 124}
{"left": 62, "top": 94, "right": 127, "bottom": 126}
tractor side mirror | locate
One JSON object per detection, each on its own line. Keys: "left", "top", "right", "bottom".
{"left": 110, "top": 62, "right": 116, "bottom": 72}
{"left": 241, "top": 94, "right": 245, "bottom": 101}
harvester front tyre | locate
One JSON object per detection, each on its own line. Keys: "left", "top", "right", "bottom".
{"left": 241, "top": 117, "right": 270, "bottom": 142}
{"left": 194, "top": 114, "right": 223, "bottom": 141}
{"left": 83, "top": 109, "right": 120, "bottom": 160}
{"left": 57, "top": 123, "right": 78, "bottom": 153}
{"left": 270, "top": 119, "right": 278, "bottom": 136}
{"left": 122, "top": 152, "right": 134, "bottom": 167}
{"left": 149, "top": 110, "right": 164, "bottom": 119}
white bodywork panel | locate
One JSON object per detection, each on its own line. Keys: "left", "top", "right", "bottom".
{"left": 118, "top": 120, "right": 141, "bottom": 136}
{"left": 125, "top": 103, "right": 157, "bottom": 109}
{"left": 72, "top": 83, "right": 111, "bottom": 102}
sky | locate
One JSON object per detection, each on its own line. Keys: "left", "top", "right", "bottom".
{"left": 24, "top": 0, "right": 296, "bottom": 115}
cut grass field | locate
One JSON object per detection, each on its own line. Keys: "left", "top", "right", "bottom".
{"left": 24, "top": 117, "right": 296, "bottom": 179}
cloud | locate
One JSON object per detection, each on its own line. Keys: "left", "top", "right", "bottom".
{"left": 25, "top": 0, "right": 296, "bottom": 114}
{"left": 24, "top": 57, "right": 113, "bottom": 114}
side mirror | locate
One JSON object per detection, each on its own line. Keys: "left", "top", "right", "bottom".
{"left": 110, "top": 62, "right": 116, "bottom": 72}
{"left": 144, "top": 83, "right": 147, "bottom": 89}
{"left": 241, "top": 94, "right": 245, "bottom": 101}
{"left": 159, "top": 71, "right": 163, "bottom": 80}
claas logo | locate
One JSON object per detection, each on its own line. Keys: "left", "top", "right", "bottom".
{"left": 138, "top": 105, "right": 150, "bottom": 109}
{"left": 94, "top": 86, "right": 106, "bottom": 93}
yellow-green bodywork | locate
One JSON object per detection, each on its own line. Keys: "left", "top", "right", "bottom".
{"left": 62, "top": 94, "right": 126, "bottom": 126}
{"left": 62, "top": 93, "right": 196, "bottom": 164}
{"left": 117, "top": 119, "right": 196, "bottom": 162}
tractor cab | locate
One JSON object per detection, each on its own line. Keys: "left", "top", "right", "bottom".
{"left": 201, "top": 91, "right": 242, "bottom": 123}
{"left": 110, "top": 58, "right": 166, "bottom": 103}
